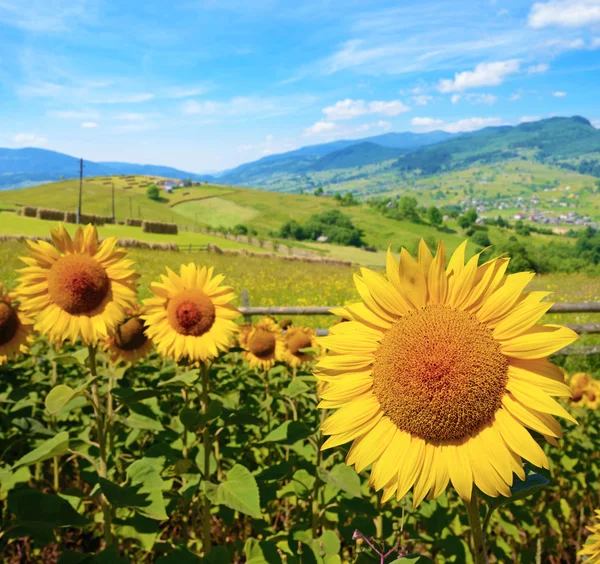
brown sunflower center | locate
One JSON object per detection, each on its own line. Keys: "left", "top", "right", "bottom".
{"left": 372, "top": 304, "right": 508, "bottom": 442}
{"left": 115, "top": 317, "right": 148, "bottom": 351}
{"left": 0, "top": 302, "right": 19, "bottom": 346}
{"left": 47, "top": 254, "right": 110, "bottom": 315}
{"left": 287, "top": 332, "right": 313, "bottom": 356}
{"left": 167, "top": 289, "right": 216, "bottom": 336}
{"left": 248, "top": 329, "right": 276, "bottom": 359}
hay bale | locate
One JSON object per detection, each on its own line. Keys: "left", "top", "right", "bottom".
{"left": 126, "top": 218, "right": 143, "bottom": 227}
{"left": 21, "top": 206, "right": 38, "bottom": 218}
{"left": 142, "top": 220, "right": 178, "bottom": 235}
{"left": 37, "top": 208, "right": 65, "bottom": 221}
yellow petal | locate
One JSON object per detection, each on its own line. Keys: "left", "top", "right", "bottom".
{"left": 500, "top": 325, "right": 578, "bottom": 359}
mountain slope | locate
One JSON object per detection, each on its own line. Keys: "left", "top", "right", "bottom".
{"left": 311, "top": 142, "right": 404, "bottom": 171}
{"left": 218, "top": 130, "right": 459, "bottom": 185}
{"left": 0, "top": 148, "right": 213, "bottom": 190}
{"left": 394, "top": 116, "right": 600, "bottom": 175}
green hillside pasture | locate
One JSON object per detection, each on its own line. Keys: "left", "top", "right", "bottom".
{"left": 0, "top": 212, "right": 263, "bottom": 253}
{"left": 172, "top": 186, "right": 469, "bottom": 252}
{"left": 173, "top": 197, "right": 260, "bottom": 228}
{"left": 0, "top": 176, "right": 196, "bottom": 226}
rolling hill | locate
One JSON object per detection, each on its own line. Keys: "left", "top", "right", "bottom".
{"left": 0, "top": 148, "right": 213, "bottom": 190}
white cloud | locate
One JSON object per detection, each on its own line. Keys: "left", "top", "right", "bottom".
{"left": 498, "top": 8, "right": 509, "bottom": 15}
{"left": 12, "top": 133, "right": 48, "bottom": 147}
{"left": 81, "top": 122, "right": 98, "bottom": 128}
{"left": 438, "top": 60, "right": 520, "bottom": 92}
{"left": 162, "top": 85, "right": 211, "bottom": 99}
{"left": 528, "top": 0, "right": 600, "bottom": 28}
{"left": 0, "top": 0, "right": 93, "bottom": 32}
{"left": 451, "top": 93, "right": 497, "bottom": 105}
{"left": 592, "top": 119, "right": 600, "bottom": 128}
{"left": 411, "top": 117, "right": 444, "bottom": 129}
{"left": 520, "top": 116, "right": 541, "bottom": 123}
{"left": 183, "top": 96, "right": 315, "bottom": 119}
{"left": 527, "top": 63, "right": 550, "bottom": 74}
{"left": 553, "top": 91, "right": 567, "bottom": 97}
{"left": 303, "top": 119, "right": 392, "bottom": 138}
{"left": 412, "top": 95, "right": 433, "bottom": 106}
{"left": 304, "top": 121, "right": 337, "bottom": 136}
{"left": 91, "top": 93, "right": 154, "bottom": 104}
{"left": 592, "top": 37, "right": 600, "bottom": 48}
{"left": 237, "top": 134, "right": 296, "bottom": 156}
{"left": 509, "top": 92, "right": 522, "bottom": 101}
{"left": 47, "top": 109, "right": 99, "bottom": 119}
{"left": 412, "top": 116, "right": 504, "bottom": 133}
{"left": 322, "top": 98, "right": 410, "bottom": 121}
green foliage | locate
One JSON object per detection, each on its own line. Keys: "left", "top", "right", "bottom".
{"left": 426, "top": 206, "right": 443, "bottom": 227}
{"left": 279, "top": 209, "right": 365, "bottom": 247}
{"left": 146, "top": 184, "right": 161, "bottom": 200}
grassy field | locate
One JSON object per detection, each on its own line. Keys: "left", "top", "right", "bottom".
{"left": 1, "top": 240, "right": 598, "bottom": 342}
{"left": 0, "top": 212, "right": 264, "bottom": 252}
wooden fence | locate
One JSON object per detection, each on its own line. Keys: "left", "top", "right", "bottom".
{"left": 238, "top": 291, "right": 600, "bottom": 356}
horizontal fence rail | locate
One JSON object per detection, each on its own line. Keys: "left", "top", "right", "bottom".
{"left": 238, "top": 301, "right": 600, "bottom": 353}
{"left": 239, "top": 302, "right": 600, "bottom": 317}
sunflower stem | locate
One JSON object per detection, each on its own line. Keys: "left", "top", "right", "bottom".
{"left": 464, "top": 492, "right": 487, "bottom": 564}
{"left": 200, "top": 361, "right": 212, "bottom": 555}
{"left": 89, "top": 345, "right": 113, "bottom": 547}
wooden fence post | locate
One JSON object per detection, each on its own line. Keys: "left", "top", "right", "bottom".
{"left": 240, "top": 289, "right": 252, "bottom": 323}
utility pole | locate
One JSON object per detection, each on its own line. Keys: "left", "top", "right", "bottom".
{"left": 77, "top": 158, "right": 83, "bottom": 224}
{"left": 111, "top": 182, "right": 115, "bottom": 222}
{"left": 129, "top": 197, "right": 133, "bottom": 218}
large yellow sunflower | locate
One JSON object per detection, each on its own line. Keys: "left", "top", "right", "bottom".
{"left": 316, "top": 239, "right": 578, "bottom": 507}
{"left": 580, "top": 510, "right": 600, "bottom": 562}
{"left": 104, "top": 307, "right": 153, "bottom": 365}
{"left": 142, "top": 263, "right": 239, "bottom": 363}
{"left": 0, "top": 283, "right": 34, "bottom": 364}
{"left": 239, "top": 317, "right": 285, "bottom": 370}
{"left": 17, "top": 224, "right": 138, "bottom": 345}
{"left": 284, "top": 326, "right": 319, "bottom": 367}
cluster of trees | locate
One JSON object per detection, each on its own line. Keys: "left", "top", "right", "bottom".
{"left": 480, "top": 227, "right": 600, "bottom": 274}
{"left": 368, "top": 196, "right": 421, "bottom": 223}
{"left": 278, "top": 210, "right": 365, "bottom": 247}
{"left": 333, "top": 192, "right": 360, "bottom": 206}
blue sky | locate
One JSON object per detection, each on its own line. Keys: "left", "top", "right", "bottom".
{"left": 1, "top": 0, "right": 599, "bottom": 172}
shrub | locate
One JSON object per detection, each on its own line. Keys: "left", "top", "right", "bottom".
{"left": 146, "top": 185, "right": 161, "bottom": 200}
{"left": 142, "top": 220, "right": 178, "bottom": 235}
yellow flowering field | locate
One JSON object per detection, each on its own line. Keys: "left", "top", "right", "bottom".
{"left": 0, "top": 228, "right": 600, "bottom": 563}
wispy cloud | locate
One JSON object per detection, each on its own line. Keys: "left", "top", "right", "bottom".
{"left": 451, "top": 93, "right": 497, "bottom": 105}
{"left": 438, "top": 60, "right": 520, "bottom": 92}
{"left": 411, "top": 116, "right": 504, "bottom": 133}
{"left": 12, "top": 132, "right": 48, "bottom": 147}
{"left": 0, "top": 0, "right": 95, "bottom": 32}
{"left": 528, "top": 0, "right": 600, "bottom": 29}
{"left": 303, "top": 119, "right": 391, "bottom": 138}
{"left": 47, "top": 109, "right": 99, "bottom": 120}
{"left": 322, "top": 98, "right": 410, "bottom": 121}
{"left": 90, "top": 93, "right": 155, "bottom": 104}
{"left": 527, "top": 63, "right": 550, "bottom": 74}
{"left": 520, "top": 116, "right": 541, "bottom": 122}
{"left": 553, "top": 91, "right": 567, "bottom": 97}
{"left": 81, "top": 122, "right": 98, "bottom": 128}
{"left": 183, "top": 95, "right": 316, "bottom": 119}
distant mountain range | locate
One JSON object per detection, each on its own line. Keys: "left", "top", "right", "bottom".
{"left": 1, "top": 117, "right": 598, "bottom": 192}
{"left": 0, "top": 148, "right": 213, "bottom": 190}
{"left": 215, "top": 116, "right": 600, "bottom": 190}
